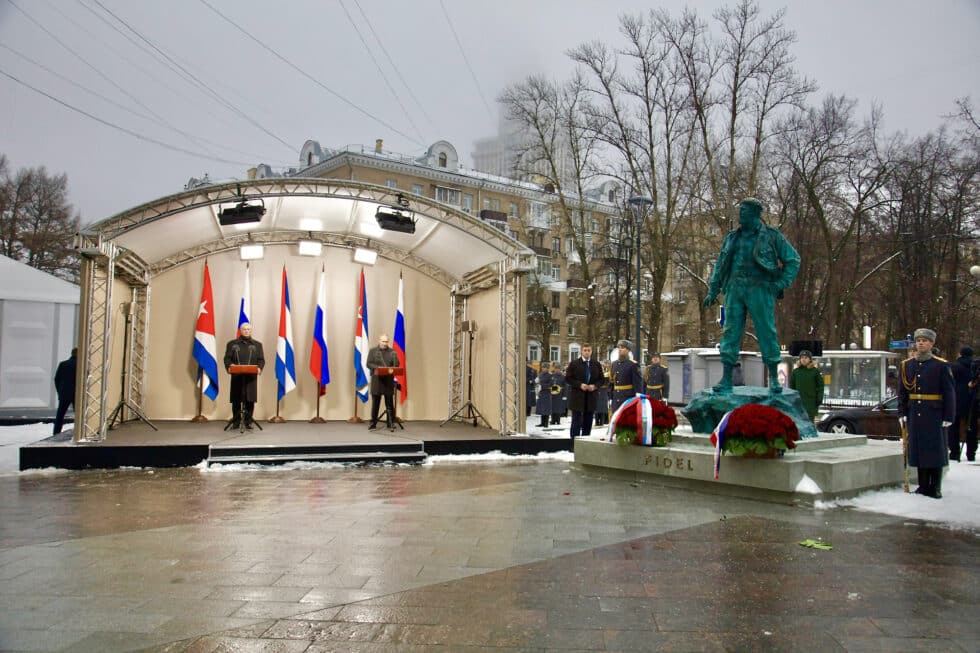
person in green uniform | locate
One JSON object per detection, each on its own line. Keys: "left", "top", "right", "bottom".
{"left": 789, "top": 350, "right": 824, "bottom": 419}
{"left": 703, "top": 198, "right": 801, "bottom": 393}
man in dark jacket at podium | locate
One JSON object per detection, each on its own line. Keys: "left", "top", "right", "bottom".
{"left": 367, "top": 333, "right": 400, "bottom": 430}
{"left": 224, "top": 323, "right": 265, "bottom": 429}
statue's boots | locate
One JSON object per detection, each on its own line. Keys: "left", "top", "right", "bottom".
{"left": 767, "top": 363, "right": 783, "bottom": 394}
{"left": 712, "top": 363, "right": 734, "bottom": 393}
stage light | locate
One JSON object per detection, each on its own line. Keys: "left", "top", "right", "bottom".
{"left": 298, "top": 240, "right": 322, "bottom": 256}
{"left": 219, "top": 201, "right": 266, "bottom": 226}
{"left": 239, "top": 244, "right": 264, "bottom": 260}
{"left": 375, "top": 206, "right": 416, "bottom": 234}
{"left": 299, "top": 218, "right": 322, "bottom": 231}
{"left": 353, "top": 247, "right": 377, "bottom": 265}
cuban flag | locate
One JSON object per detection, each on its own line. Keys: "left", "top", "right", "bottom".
{"left": 275, "top": 266, "right": 296, "bottom": 401}
{"left": 237, "top": 263, "right": 251, "bottom": 336}
{"left": 393, "top": 272, "right": 407, "bottom": 403}
{"left": 710, "top": 409, "right": 734, "bottom": 480}
{"left": 309, "top": 266, "right": 330, "bottom": 395}
{"left": 353, "top": 269, "right": 370, "bottom": 402}
{"left": 192, "top": 262, "right": 219, "bottom": 401}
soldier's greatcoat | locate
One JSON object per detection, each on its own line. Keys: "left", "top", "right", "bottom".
{"left": 610, "top": 357, "right": 642, "bottom": 412}
{"left": 898, "top": 355, "right": 955, "bottom": 468}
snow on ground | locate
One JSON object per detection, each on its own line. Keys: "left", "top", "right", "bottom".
{"left": 4, "top": 421, "right": 979, "bottom": 530}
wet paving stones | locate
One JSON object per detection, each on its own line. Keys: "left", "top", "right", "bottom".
{"left": 0, "top": 462, "right": 978, "bottom": 651}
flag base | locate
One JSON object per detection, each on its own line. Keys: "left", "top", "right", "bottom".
{"left": 268, "top": 416, "right": 286, "bottom": 424}
{"left": 190, "top": 415, "right": 208, "bottom": 423}
{"left": 347, "top": 416, "right": 364, "bottom": 424}
{"left": 309, "top": 416, "right": 326, "bottom": 423}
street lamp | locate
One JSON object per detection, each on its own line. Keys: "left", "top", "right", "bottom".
{"left": 628, "top": 194, "right": 653, "bottom": 363}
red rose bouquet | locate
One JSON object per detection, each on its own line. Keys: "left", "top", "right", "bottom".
{"left": 710, "top": 403, "right": 799, "bottom": 457}
{"left": 609, "top": 395, "right": 678, "bottom": 446}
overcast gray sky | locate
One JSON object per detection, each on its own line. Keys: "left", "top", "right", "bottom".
{"left": 1, "top": 0, "right": 978, "bottom": 224}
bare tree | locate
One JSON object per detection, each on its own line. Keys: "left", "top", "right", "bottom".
{"left": 0, "top": 155, "right": 81, "bottom": 281}
{"left": 501, "top": 73, "right": 607, "bottom": 344}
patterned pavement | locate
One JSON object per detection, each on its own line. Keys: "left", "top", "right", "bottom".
{"left": 1, "top": 458, "right": 977, "bottom": 652}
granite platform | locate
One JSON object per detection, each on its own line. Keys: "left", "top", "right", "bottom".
{"left": 573, "top": 427, "right": 904, "bottom": 504}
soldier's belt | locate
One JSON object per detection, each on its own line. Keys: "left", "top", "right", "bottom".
{"left": 646, "top": 384, "right": 664, "bottom": 390}
{"left": 614, "top": 384, "right": 633, "bottom": 390}
{"left": 909, "top": 393, "right": 942, "bottom": 401}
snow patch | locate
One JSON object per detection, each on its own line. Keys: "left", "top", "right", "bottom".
{"left": 794, "top": 474, "right": 822, "bottom": 494}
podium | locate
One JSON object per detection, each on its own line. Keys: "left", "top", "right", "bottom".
{"left": 225, "top": 365, "right": 263, "bottom": 432}
{"left": 373, "top": 367, "right": 405, "bottom": 430}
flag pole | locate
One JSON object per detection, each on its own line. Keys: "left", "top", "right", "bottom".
{"left": 269, "top": 399, "right": 285, "bottom": 423}
{"left": 191, "top": 374, "right": 208, "bottom": 423}
{"left": 348, "top": 394, "right": 363, "bottom": 423}
{"left": 310, "top": 385, "right": 326, "bottom": 423}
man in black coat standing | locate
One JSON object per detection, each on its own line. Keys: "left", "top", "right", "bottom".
{"left": 367, "top": 333, "right": 400, "bottom": 430}
{"left": 224, "top": 323, "right": 265, "bottom": 429}
{"left": 52, "top": 347, "right": 77, "bottom": 435}
{"left": 565, "top": 345, "right": 606, "bottom": 448}
{"left": 898, "top": 328, "right": 955, "bottom": 498}
{"left": 950, "top": 346, "right": 977, "bottom": 461}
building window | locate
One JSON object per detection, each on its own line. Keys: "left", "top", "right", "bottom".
{"left": 552, "top": 237, "right": 560, "bottom": 254}
{"left": 483, "top": 197, "right": 491, "bottom": 210}
{"left": 608, "top": 188, "right": 617, "bottom": 203}
{"left": 307, "top": 152, "right": 313, "bottom": 166}
{"left": 462, "top": 193, "right": 474, "bottom": 214}
{"left": 412, "top": 183, "right": 424, "bottom": 195}
{"left": 435, "top": 186, "right": 460, "bottom": 205}
{"left": 537, "top": 257, "right": 551, "bottom": 277}
{"left": 385, "top": 179, "right": 397, "bottom": 189}
{"left": 528, "top": 343, "right": 540, "bottom": 362}
{"left": 592, "top": 218, "right": 600, "bottom": 233}
{"left": 438, "top": 152, "right": 447, "bottom": 168}
{"left": 492, "top": 198, "right": 501, "bottom": 211}
{"left": 509, "top": 202, "right": 518, "bottom": 217}
{"left": 551, "top": 263, "right": 560, "bottom": 279}
{"left": 550, "top": 345, "right": 560, "bottom": 361}
{"left": 552, "top": 292, "right": 561, "bottom": 309}
{"left": 569, "top": 343, "right": 580, "bottom": 360}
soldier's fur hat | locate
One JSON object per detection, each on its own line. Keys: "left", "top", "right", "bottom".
{"left": 913, "top": 328, "right": 937, "bottom": 342}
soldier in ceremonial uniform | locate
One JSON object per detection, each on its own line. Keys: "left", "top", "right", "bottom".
{"left": 550, "top": 363, "right": 566, "bottom": 425}
{"left": 535, "top": 363, "right": 554, "bottom": 428}
{"left": 610, "top": 339, "right": 643, "bottom": 412}
{"left": 898, "top": 328, "right": 955, "bottom": 499}
{"left": 644, "top": 352, "right": 669, "bottom": 401}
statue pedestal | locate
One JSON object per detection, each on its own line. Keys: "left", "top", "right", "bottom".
{"left": 682, "top": 386, "right": 819, "bottom": 439}
{"left": 573, "top": 429, "right": 903, "bottom": 504}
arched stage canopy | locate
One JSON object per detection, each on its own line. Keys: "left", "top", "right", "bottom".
{"left": 74, "top": 178, "right": 533, "bottom": 441}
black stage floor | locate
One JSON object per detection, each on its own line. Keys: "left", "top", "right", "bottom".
{"left": 19, "top": 419, "right": 570, "bottom": 470}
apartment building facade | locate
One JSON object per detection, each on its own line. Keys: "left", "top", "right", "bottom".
{"left": 256, "top": 138, "right": 699, "bottom": 364}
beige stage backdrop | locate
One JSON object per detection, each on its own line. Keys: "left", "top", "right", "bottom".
{"left": 145, "top": 245, "right": 451, "bottom": 423}
{"left": 464, "top": 288, "right": 502, "bottom": 428}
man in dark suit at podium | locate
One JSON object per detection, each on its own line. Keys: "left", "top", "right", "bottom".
{"left": 224, "top": 323, "right": 265, "bottom": 429}
{"left": 367, "top": 333, "right": 400, "bottom": 430}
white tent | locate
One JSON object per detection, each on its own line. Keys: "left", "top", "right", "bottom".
{"left": 0, "top": 255, "right": 79, "bottom": 419}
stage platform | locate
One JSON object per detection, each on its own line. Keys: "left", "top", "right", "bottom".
{"left": 19, "top": 419, "right": 570, "bottom": 471}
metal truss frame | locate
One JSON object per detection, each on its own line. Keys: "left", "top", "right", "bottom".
{"left": 87, "top": 178, "right": 523, "bottom": 261}
{"left": 446, "top": 291, "right": 467, "bottom": 421}
{"left": 149, "top": 231, "right": 455, "bottom": 287}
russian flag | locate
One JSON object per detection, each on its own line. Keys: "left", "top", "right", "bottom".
{"left": 710, "top": 409, "right": 734, "bottom": 480}
{"left": 393, "top": 272, "right": 407, "bottom": 403}
{"left": 353, "top": 269, "right": 370, "bottom": 402}
{"left": 275, "top": 266, "right": 296, "bottom": 401}
{"left": 192, "top": 262, "right": 219, "bottom": 401}
{"left": 237, "top": 263, "right": 251, "bottom": 336}
{"left": 309, "top": 266, "right": 330, "bottom": 395}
